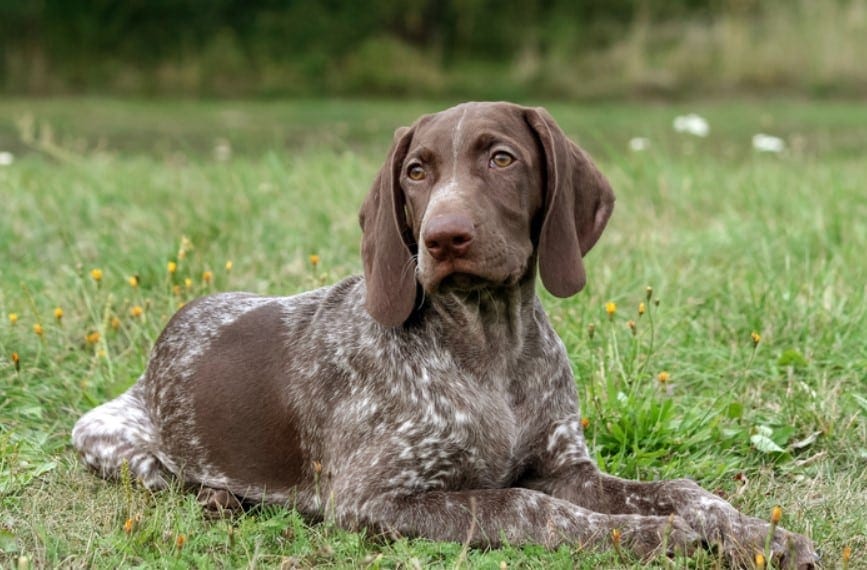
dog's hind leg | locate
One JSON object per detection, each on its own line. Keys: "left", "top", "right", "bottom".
{"left": 72, "top": 378, "right": 168, "bottom": 489}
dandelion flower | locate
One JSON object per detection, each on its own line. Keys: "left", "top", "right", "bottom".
{"left": 128, "top": 275, "right": 139, "bottom": 288}
{"left": 770, "top": 505, "right": 782, "bottom": 524}
{"left": 581, "top": 417, "right": 590, "bottom": 429}
{"left": 751, "top": 331, "right": 761, "bottom": 347}
{"left": 110, "top": 316, "right": 121, "bottom": 330}
{"left": 167, "top": 261, "right": 177, "bottom": 274}
{"left": 85, "top": 331, "right": 100, "bottom": 345}
{"left": 123, "top": 518, "right": 134, "bottom": 534}
{"left": 184, "top": 277, "right": 193, "bottom": 289}
{"left": 130, "top": 306, "right": 144, "bottom": 318}
{"left": 225, "top": 260, "right": 233, "bottom": 272}
{"left": 9, "top": 313, "right": 18, "bottom": 325}
{"left": 605, "top": 301, "right": 616, "bottom": 319}
{"left": 54, "top": 307, "right": 64, "bottom": 321}
{"left": 658, "top": 371, "right": 670, "bottom": 384}
{"left": 755, "top": 552, "right": 766, "bottom": 569}
{"left": 90, "top": 268, "right": 103, "bottom": 282}
{"left": 11, "top": 352, "right": 20, "bottom": 371}
{"left": 202, "top": 270, "right": 213, "bottom": 283}
{"left": 33, "top": 323, "right": 44, "bottom": 336}
{"left": 309, "top": 254, "right": 320, "bottom": 267}
{"left": 638, "top": 302, "right": 646, "bottom": 316}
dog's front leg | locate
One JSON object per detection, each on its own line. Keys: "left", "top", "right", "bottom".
{"left": 336, "top": 487, "right": 699, "bottom": 557}
{"left": 525, "top": 415, "right": 818, "bottom": 568}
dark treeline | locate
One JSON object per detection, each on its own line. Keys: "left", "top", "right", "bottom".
{"left": 0, "top": 0, "right": 731, "bottom": 97}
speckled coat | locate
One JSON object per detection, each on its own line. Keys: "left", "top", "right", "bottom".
{"left": 73, "top": 102, "right": 816, "bottom": 567}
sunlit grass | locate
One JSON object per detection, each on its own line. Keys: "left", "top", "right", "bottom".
{"left": 1, "top": 99, "right": 865, "bottom": 568}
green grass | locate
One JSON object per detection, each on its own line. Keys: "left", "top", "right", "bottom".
{"left": 1, "top": 98, "right": 865, "bottom": 568}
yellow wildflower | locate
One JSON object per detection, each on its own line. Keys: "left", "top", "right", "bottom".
{"left": 225, "top": 260, "right": 233, "bottom": 272}
{"left": 33, "top": 323, "right": 44, "bottom": 337}
{"left": 184, "top": 277, "right": 193, "bottom": 289}
{"left": 638, "top": 302, "right": 646, "bottom": 316}
{"left": 751, "top": 331, "right": 761, "bottom": 347}
{"left": 12, "top": 352, "right": 20, "bottom": 371}
{"left": 202, "top": 270, "right": 213, "bottom": 283}
{"left": 130, "top": 306, "right": 144, "bottom": 318}
{"left": 755, "top": 552, "right": 765, "bottom": 569}
{"left": 110, "top": 316, "right": 121, "bottom": 330}
{"left": 176, "top": 534, "right": 186, "bottom": 549}
{"left": 658, "top": 371, "right": 670, "bottom": 384}
{"left": 85, "top": 331, "right": 100, "bottom": 345}
{"left": 605, "top": 301, "right": 616, "bottom": 319}
{"left": 610, "top": 528, "right": 621, "bottom": 545}
{"left": 54, "top": 307, "right": 63, "bottom": 321}
{"left": 123, "top": 518, "right": 134, "bottom": 534}
{"left": 128, "top": 275, "right": 139, "bottom": 288}
{"left": 309, "top": 254, "right": 320, "bottom": 267}
{"left": 90, "top": 268, "right": 103, "bottom": 282}
{"left": 770, "top": 505, "right": 782, "bottom": 524}
{"left": 9, "top": 313, "right": 18, "bottom": 325}
{"left": 581, "top": 417, "right": 590, "bottom": 429}
{"left": 167, "top": 261, "right": 177, "bottom": 274}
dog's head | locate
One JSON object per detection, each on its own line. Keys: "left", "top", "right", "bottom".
{"left": 359, "top": 102, "right": 615, "bottom": 327}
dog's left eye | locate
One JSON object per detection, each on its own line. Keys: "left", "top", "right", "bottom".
{"left": 490, "top": 151, "right": 515, "bottom": 168}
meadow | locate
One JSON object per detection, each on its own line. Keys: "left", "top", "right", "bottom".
{"left": 0, "top": 98, "right": 865, "bottom": 568}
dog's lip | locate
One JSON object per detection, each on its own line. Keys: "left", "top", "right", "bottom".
{"left": 421, "top": 260, "right": 526, "bottom": 293}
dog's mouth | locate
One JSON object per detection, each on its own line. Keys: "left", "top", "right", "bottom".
{"left": 437, "top": 272, "right": 497, "bottom": 292}
{"left": 421, "top": 260, "right": 527, "bottom": 294}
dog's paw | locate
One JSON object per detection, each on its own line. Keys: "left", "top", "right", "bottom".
{"left": 766, "top": 526, "right": 819, "bottom": 570}
{"left": 608, "top": 514, "right": 702, "bottom": 560}
{"left": 718, "top": 521, "right": 819, "bottom": 570}
{"left": 196, "top": 486, "right": 243, "bottom": 516}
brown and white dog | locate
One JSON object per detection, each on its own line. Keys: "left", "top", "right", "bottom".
{"left": 73, "top": 102, "right": 817, "bottom": 567}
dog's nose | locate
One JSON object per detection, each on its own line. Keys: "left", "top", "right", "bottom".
{"left": 423, "top": 214, "right": 475, "bottom": 261}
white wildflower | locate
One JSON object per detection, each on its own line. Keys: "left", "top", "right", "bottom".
{"left": 673, "top": 114, "right": 710, "bottom": 137}
{"left": 0, "top": 151, "right": 14, "bottom": 166}
{"left": 628, "top": 137, "right": 650, "bottom": 151}
{"left": 752, "top": 133, "right": 785, "bottom": 153}
{"left": 213, "top": 138, "right": 232, "bottom": 162}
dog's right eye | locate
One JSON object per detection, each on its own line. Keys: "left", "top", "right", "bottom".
{"left": 407, "top": 164, "right": 426, "bottom": 181}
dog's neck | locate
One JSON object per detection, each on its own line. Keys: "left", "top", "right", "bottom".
{"left": 419, "top": 269, "right": 539, "bottom": 376}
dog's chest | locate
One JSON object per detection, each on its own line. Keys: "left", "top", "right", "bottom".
{"left": 373, "top": 363, "right": 526, "bottom": 492}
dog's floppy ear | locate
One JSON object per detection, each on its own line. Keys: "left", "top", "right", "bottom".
{"left": 359, "top": 126, "right": 417, "bottom": 327}
{"left": 525, "top": 107, "right": 615, "bottom": 297}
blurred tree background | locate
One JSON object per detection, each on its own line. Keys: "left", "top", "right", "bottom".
{"left": 2, "top": 0, "right": 866, "bottom": 99}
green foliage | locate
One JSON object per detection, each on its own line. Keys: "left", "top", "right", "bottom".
{"left": 1, "top": 98, "right": 865, "bottom": 567}
{"left": 2, "top": 1, "right": 867, "bottom": 98}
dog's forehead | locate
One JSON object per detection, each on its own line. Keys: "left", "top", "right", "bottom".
{"left": 412, "top": 102, "right": 531, "bottom": 150}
